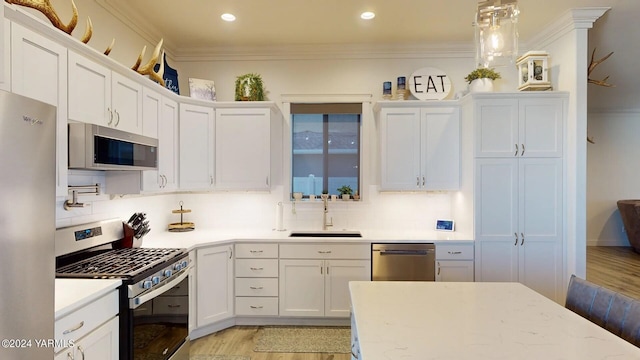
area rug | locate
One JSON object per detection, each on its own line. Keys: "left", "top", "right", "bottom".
{"left": 253, "top": 326, "right": 350, "bottom": 353}
{"left": 190, "top": 356, "right": 250, "bottom": 360}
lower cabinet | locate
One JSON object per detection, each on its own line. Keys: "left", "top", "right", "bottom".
{"left": 196, "top": 245, "right": 234, "bottom": 327}
{"left": 279, "top": 244, "right": 370, "bottom": 318}
{"left": 54, "top": 290, "right": 119, "bottom": 360}
{"left": 435, "top": 243, "right": 474, "bottom": 282}
{"left": 234, "top": 243, "right": 279, "bottom": 316}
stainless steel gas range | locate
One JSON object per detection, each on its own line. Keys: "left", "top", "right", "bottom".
{"left": 55, "top": 219, "right": 191, "bottom": 360}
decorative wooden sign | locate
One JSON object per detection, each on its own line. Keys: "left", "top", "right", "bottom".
{"left": 408, "top": 67, "right": 452, "bottom": 100}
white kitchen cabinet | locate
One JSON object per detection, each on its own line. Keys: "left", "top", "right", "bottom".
{"left": 474, "top": 96, "right": 563, "bottom": 158}
{"left": 142, "top": 95, "right": 178, "bottom": 191}
{"left": 0, "top": 6, "right": 6, "bottom": 91}
{"left": 68, "top": 51, "right": 143, "bottom": 134}
{"left": 179, "top": 102, "right": 215, "bottom": 190}
{"left": 54, "top": 289, "right": 119, "bottom": 360}
{"left": 378, "top": 102, "right": 460, "bottom": 191}
{"left": 55, "top": 317, "right": 119, "bottom": 360}
{"left": 475, "top": 158, "right": 563, "bottom": 301}
{"left": 235, "top": 243, "right": 279, "bottom": 316}
{"left": 435, "top": 243, "right": 474, "bottom": 282}
{"left": 279, "top": 244, "right": 370, "bottom": 317}
{"left": 10, "top": 22, "right": 68, "bottom": 196}
{"left": 215, "top": 107, "right": 271, "bottom": 190}
{"left": 196, "top": 244, "right": 233, "bottom": 327}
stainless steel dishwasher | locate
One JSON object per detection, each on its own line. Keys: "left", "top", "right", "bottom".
{"left": 371, "top": 243, "right": 436, "bottom": 281}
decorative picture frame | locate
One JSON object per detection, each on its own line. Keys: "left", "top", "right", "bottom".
{"left": 188, "top": 78, "right": 216, "bottom": 101}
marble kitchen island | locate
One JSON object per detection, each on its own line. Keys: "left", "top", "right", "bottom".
{"left": 349, "top": 281, "right": 640, "bottom": 359}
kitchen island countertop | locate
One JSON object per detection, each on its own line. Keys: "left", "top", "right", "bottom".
{"left": 55, "top": 279, "right": 121, "bottom": 320}
{"left": 349, "top": 281, "right": 640, "bottom": 359}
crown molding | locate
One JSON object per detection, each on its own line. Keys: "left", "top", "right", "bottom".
{"left": 526, "top": 7, "right": 610, "bottom": 49}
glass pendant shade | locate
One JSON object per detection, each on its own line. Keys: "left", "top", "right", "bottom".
{"left": 475, "top": 0, "right": 519, "bottom": 68}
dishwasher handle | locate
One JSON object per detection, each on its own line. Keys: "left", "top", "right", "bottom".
{"left": 377, "top": 249, "right": 433, "bottom": 255}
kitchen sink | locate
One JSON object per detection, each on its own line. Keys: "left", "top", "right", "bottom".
{"left": 288, "top": 230, "right": 362, "bottom": 238}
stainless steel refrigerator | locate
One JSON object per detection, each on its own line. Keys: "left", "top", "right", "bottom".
{"left": 0, "top": 90, "right": 56, "bottom": 359}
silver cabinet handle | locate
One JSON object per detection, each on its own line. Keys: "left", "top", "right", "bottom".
{"left": 514, "top": 232, "right": 518, "bottom": 246}
{"left": 168, "top": 304, "right": 181, "bottom": 308}
{"left": 514, "top": 144, "right": 519, "bottom": 156}
{"left": 249, "top": 286, "right": 264, "bottom": 290}
{"left": 422, "top": 176, "right": 425, "bottom": 186}
{"left": 107, "top": 108, "right": 113, "bottom": 126}
{"left": 114, "top": 110, "right": 120, "bottom": 127}
{"left": 327, "top": 266, "right": 330, "bottom": 275}
{"left": 448, "top": 251, "right": 462, "bottom": 255}
{"left": 210, "top": 176, "right": 214, "bottom": 185}
{"left": 78, "top": 345, "right": 85, "bottom": 360}
{"left": 521, "top": 144, "right": 525, "bottom": 156}
{"left": 250, "top": 250, "right": 263, "bottom": 254}
{"left": 250, "top": 305, "right": 264, "bottom": 309}
{"left": 65, "top": 350, "right": 74, "bottom": 360}
{"left": 250, "top": 267, "right": 264, "bottom": 271}
{"left": 318, "top": 250, "right": 332, "bottom": 254}
{"left": 521, "top": 232, "right": 525, "bottom": 246}
{"left": 63, "top": 321, "right": 85, "bottom": 335}
{"left": 416, "top": 176, "right": 420, "bottom": 187}
{"left": 437, "top": 261, "right": 441, "bottom": 276}
{"left": 229, "top": 247, "right": 233, "bottom": 259}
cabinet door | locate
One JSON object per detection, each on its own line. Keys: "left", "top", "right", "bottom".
{"left": 196, "top": 245, "right": 233, "bottom": 327}
{"left": 142, "top": 87, "right": 161, "bottom": 138}
{"left": 74, "top": 316, "right": 119, "bottom": 360}
{"left": 324, "top": 260, "right": 370, "bottom": 317}
{"left": 279, "top": 259, "right": 324, "bottom": 317}
{"left": 179, "top": 103, "right": 214, "bottom": 190}
{"left": 474, "top": 99, "right": 518, "bottom": 157}
{"left": 422, "top": 107, "right": 460, "bottom": 190}
{"left": 215, "top": 107, "right": 270, "bottom": 190}
{"left": 11, "top": 23, "right": 68, "bottom": 196}
{"left": 519, "top": 98, "right": 563, "bottom": 157}
{"left": 111, "top": 72, "right": 142, "bottom": 134}
{"left": 0, "top": 11, "right": 7, "bottom": 91}
{"left": 474, "top": 159, "right": 518, "bottom": 282}
{"left": 518, "top": 158, "right": 563, "bottom": 301}
{"left": 68, "top": 50, "right": 111, "bottom": 126}
{"left": 436, "top": 260, "right": 474, "bottom": 282}
{"left": 159, "top": 97, "right": 179, "bottom": 191}
{"left": 379, "top": 107, "right": 421, "bottom": 190}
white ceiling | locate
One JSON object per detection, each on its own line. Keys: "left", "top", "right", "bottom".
{"left": 108, "top": 0, "right": 637, "bottom": 111}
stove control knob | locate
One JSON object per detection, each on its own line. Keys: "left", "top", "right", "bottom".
{"left": 141, "top": 280, "right": 152, "bottom": 289}
{"left": 164, "top": 269, "right": 173, "bottom": 278}
{"left": 152, "top": 276, "right": 160, "bottom": 285}
{"left": 181, "top": 260, "right": 188, "bottom": 269}
{"left": 173, "top": 263, "right": 182, "bottom": 272}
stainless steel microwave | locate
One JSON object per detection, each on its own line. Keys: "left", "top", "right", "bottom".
{"left": 68, "top": 123, "right": 158, "bottom": 170}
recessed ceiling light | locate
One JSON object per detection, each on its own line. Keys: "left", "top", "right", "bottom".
{"left": 221, "top": 13, "right": 236, "bottom": 22}
{"left": 360, "top": 11, "right": 375, "bottom": 20}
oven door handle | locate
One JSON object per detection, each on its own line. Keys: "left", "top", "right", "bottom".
{"left": 130, "top": 268, "right": 190, "bottom": 310}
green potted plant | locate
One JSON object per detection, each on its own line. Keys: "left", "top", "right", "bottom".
{"left": 464, "top": 67, "right": 501, "bottom": 92}
{"left": 337, "top": 185, "right": 353, "bottom": 200}
{"left": 235, "top": 73, "right": 265, "bottom": 101}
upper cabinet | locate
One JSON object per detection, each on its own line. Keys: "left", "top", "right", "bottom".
{"left": 179, "top": 103, "right": 215, "bottom": 190}
{"left": 68, "top": 51, "right": 143, "bottom": 134}
{"left": 10, "top": 22, "right": 68, "bottom": 197}
{"left": 142, "top": 90, "right": 178, "bottom": 192}
{"left": 378, "top": 101, "right": 460, "bottom": 191}
{"left": 215, "top": 107, "right": 271, "bottom": 190}
{"left": 474, "top": 96, "right": 563, "bottom": 158}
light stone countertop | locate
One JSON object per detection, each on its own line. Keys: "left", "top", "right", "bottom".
{"left": 55, "top": 279, "right": 121, "bottom": 320}
{"left": 349, "top": 281, "right": 640, "bottom": 359}
{"left": 140, "top": 228, "right": 473, "bottom": 250}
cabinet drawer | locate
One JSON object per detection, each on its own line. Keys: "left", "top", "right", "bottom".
{"left": 436, "top": 244, "right": 474, "bottom": 260}
{"left": 279, "top": 244, "right": 370, "bottom": 259}
{"left": 235, "top": 278, "right": 278, "bottom": 297}
{"left": 235, "top": 297, "right": 279, "bottom": 316}
{"left": 235, "top": 243, "right": 278, "bottom": 258}
{"left": 54, "top": 290, "right": 118, "bottom": 352}
{"left": 235, "top": 259, "right": 279, "bottom": 277}
{"left": 153, "top": 296, "right": 188, "bottom": 315}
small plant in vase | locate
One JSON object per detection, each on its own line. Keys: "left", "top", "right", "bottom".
{"left": 337, "top": 185, "right": 353, "bottom": 200}
{"left": 464, "top": 67, "right": 501, "bottom": 92}
{"left": 235, "top": 73, "right": 265, "bottom": 101}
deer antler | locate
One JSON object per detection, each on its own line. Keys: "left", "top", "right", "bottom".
{"left": 588, "top": 48, "right": 614, "bottom": 87}
{"left": 80, "top": 16, "right": 92, "bottom": 44}
{"left": 6, "top": 0, "right": 78, "bottom": 34}
{"left": 104, "top": 38, "right": 115, "bottom": 56}
{"left": 131, "top": 39, "right": 165, "bottom": 86}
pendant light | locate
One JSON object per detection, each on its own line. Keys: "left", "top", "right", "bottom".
{"left": 474, "top": 0, "right": 519, "bottom": 68}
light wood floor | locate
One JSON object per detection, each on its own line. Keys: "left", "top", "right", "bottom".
{"left": 190, "top": 325, "right": 351, "bottom": 360}
{"left": 586, "top": 246, "right": 640, "bottom": 299}
{"left": 191, "top": 246, "right": 640, "bottom": 359}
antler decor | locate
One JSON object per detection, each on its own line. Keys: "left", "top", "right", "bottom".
{"left": 6, "top": 0, "right": 78, "bottom": 34}
{"left": 131, "top": 39, "right": 165, "bottom": 86}
{"left": 80, "top": 16, "right": 92, "bottom": 43}
{"left": 588, "top": 48, "right": 614, "bottom": 87}
{"left": 104, "top": 38, "right": 115, "bottom": 56}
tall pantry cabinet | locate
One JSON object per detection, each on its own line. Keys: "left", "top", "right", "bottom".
{"left": 468, "top": 92, "right": 567, "bottom": 303}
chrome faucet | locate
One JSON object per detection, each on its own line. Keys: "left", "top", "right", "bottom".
{"left": 322, "top": 195, "right": 333, "bottom": 230}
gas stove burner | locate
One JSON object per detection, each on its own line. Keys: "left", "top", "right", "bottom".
{"left": 56, "top": 247, "right": 186, "bottom": 279}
